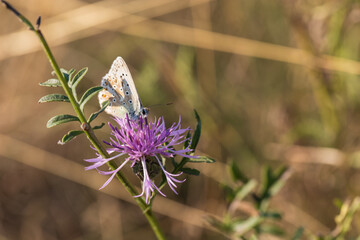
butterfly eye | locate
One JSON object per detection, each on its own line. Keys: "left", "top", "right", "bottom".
{"left": 141, "top": 108, "right": 149, "bottom": 116}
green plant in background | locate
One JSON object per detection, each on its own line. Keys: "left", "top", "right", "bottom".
{"left": 208, "top": 160, "right": 360, "bottom": 240}
{"left": 1, "top": 1, "right": 215, "bottom": 239}
{"left": 207, "top": 162, "right": 288, "bottom": 239}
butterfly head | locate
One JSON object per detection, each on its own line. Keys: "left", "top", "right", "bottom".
{"left": 140, "top": 107, "right": 149, "bottom": 118}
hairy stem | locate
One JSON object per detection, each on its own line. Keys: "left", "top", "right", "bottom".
{"left": 1, "top": 1, "right": 165, "bottom": 239}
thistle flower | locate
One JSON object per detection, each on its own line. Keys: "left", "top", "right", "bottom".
{"left": 85, "top": 115, "right": 195, "bottom": 203}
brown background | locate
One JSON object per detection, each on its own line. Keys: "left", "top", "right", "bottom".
{"left": 1, "top": 0, "right": 360, "bottom": 239}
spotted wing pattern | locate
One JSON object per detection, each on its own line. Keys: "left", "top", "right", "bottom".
{"left": 98, "top": 57, "right": 143, "bottom": 120}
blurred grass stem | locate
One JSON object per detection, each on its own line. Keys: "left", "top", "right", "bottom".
{"left": 286, "top": 6, "right": 340, "bottom": 141}
{"left": 1, "top": 1, "right": 165, "bottom": 239}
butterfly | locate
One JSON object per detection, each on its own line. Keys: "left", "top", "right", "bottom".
{"left": 98, "top": 57, "right": 149, "bottom": 120}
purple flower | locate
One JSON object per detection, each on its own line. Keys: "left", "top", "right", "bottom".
{"left": 85, "top": 115, "right": 195, "bottom": 204}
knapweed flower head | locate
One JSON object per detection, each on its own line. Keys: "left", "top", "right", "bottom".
{"left": 85, "top": 115, "right": 195, "bottom": 203}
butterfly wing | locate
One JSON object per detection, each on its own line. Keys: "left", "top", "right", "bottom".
{"left": 98, "top": 57, "right": 143, "bottom": 119}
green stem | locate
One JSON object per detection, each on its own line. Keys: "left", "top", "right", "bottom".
{"left": 2, "top": 1, "right": 165, "bottom": 239}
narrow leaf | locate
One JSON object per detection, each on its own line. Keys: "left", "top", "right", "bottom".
{"left": 249, "top": 235, "right": 259, "bottom": 240}
{"left": 261, "top": 166, "right": 272, "bottom": 197}
{"left": 183, "top": 131, "right": 191, "bottom": 149}
{"left": 79, "top": 86, "right": 103, "bottom": 111}
{"left": 71, "top": 67, "right": 88, "bottom": 88}
{"left": 58, "top": 130, "right": 84, "bottom": 144}
{"left": 188, "top": 156, "right": 215, "bottom": 163}
{"left": 291, "top": 227, "right": 304, "bottom": 240}
{"left": 260, "top": 166, "right": 288, "bottom": 201}
{"left": 181, "top": 167, "right": 200, "bottom": 176}
{"left": 268, "top": 166, "right": 288, "bottom": 196}
{"left": 235, "top": 179, "right": 257, "bottom": 201}
{"left": 259, "top": 224, "right": 285, "bottom": 236}
{"left": 230, "top": 160, "right": 249, "bottom": 183}
{"left": 64, "top": 69, "right": 74, "bottom": 82}
{"left": 206, "top": 216, "right": 232, "bottom": 233}
{"left": 88, "top": 101, "right": 109, "bottom": 123}
{"left": 260, "top": 211, "right": 282, "bottom": 219}
{"left": 233, "top": 216, "right": 262, "bottom": 235}
{"left": 47, "top": 114, "right": 80, "bottom": 128}
{"left": 190, "top": 109, "right": 201, "bottom": 150}
{"left": 222, "top": 184, "right": 236, "bottom": 202}
{"left": 52, "top": 68, "right": 74, "bottom": 82}
{"left": 39, "top": 78, "right": 61, "bottom": 87}
{"left": 171, "top": 158, "right": 178, "bottom": 168}
{"left": 93, "top": 123, "right": 105, "bottom": 130}
{"left": 38, "top": 94, "right": 69, "bottom": 103}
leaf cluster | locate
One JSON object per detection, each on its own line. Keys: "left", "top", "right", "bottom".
{"left": 208, "top": 162, "right": 360, "bottom": 240}
{"left": 170, "top": 110, "right": 215, "bottom": 176}
{"left": 39, "top": 68, "right": 107, "bottom": 144}
{"left": 208, "top": 162, "right": 288, "bottom": 239}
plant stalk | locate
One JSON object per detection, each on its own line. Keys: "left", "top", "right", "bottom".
{"left": 1, "top": 1, "right": 165, "bottom": 239}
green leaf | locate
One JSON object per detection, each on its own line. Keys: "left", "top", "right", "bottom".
{"left": 190, "top": 109, "right": 201, "bottom": 150}
{"left": 268, "top": 166, "right": 288, "bottom": 196}
{"left": 334, "top": 198, "right": 343, "bottom": 209}
{"left": 93, "top": 123, "right": 105, "bottom": 130}
{"left": 38, "top": 94, "right": 69, "bottom": 103}
{"left": 222, "top": 184, "right": 236, "bottom": 202}
{"left": 260, "top": 211, "right": 282, "bottom": 219}
{"left": 230, "top": 160, "right": 249, "bottom": 183}
{"left": 206, "top": 216, "right": 233, "bottom": 234}
{"left": 88, "top": 101, "right": 109, "bottom": 123}
{"left": 249, "top": 235, "right": 259, "bottom": 240}
{"left": 260, "top": 166, "right": 288, "bottom": 200}
{"left": 46, "top": 114, "right": 80, "bottom": 128}
{"left": 59, "top": 130, "right": 84, "bottom": 144}
{"left": 183, "top": 131, "right": 191, "bottom": 149}
{"left": 51, "top": 68, "right": 74, "bottom": 82}
{"left": 79, "top": 86, "right": 103, "bottom": 111}
{"left": 61, "top": 68, "right": 74, "bottom": 82}
{"left": 71, "top": 67, "right": 88, "bottom": 88}
{"left": 259, "top": 224, "right": 285, "bottom": 236}
{"left": 171, "top": 157, "right": 178, "bottom": 168}
{"left": 291, "top": 227, "right": 304, "bottom": 240}
{"left": 233, "top": 216, "right": 262, "bottom": 235}
{"left": 181, "top": 167, "right": 200, "bottom": 176}
{"left": 188, "top": 155, "right": 215, "bottom": 163}
{"left": 235, "top": 179, "right": 257, "bottom": 201}
{"left": 39, "top": 78, "right": 62, "bottom": 87}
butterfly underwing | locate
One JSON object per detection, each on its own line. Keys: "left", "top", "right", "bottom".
{"left": 98, "top": 57, "right": 148, "bottom": 120}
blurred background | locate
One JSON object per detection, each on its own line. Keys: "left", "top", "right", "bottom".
{"left": 1, "top": 0, "right": 360, "bottom": 239}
